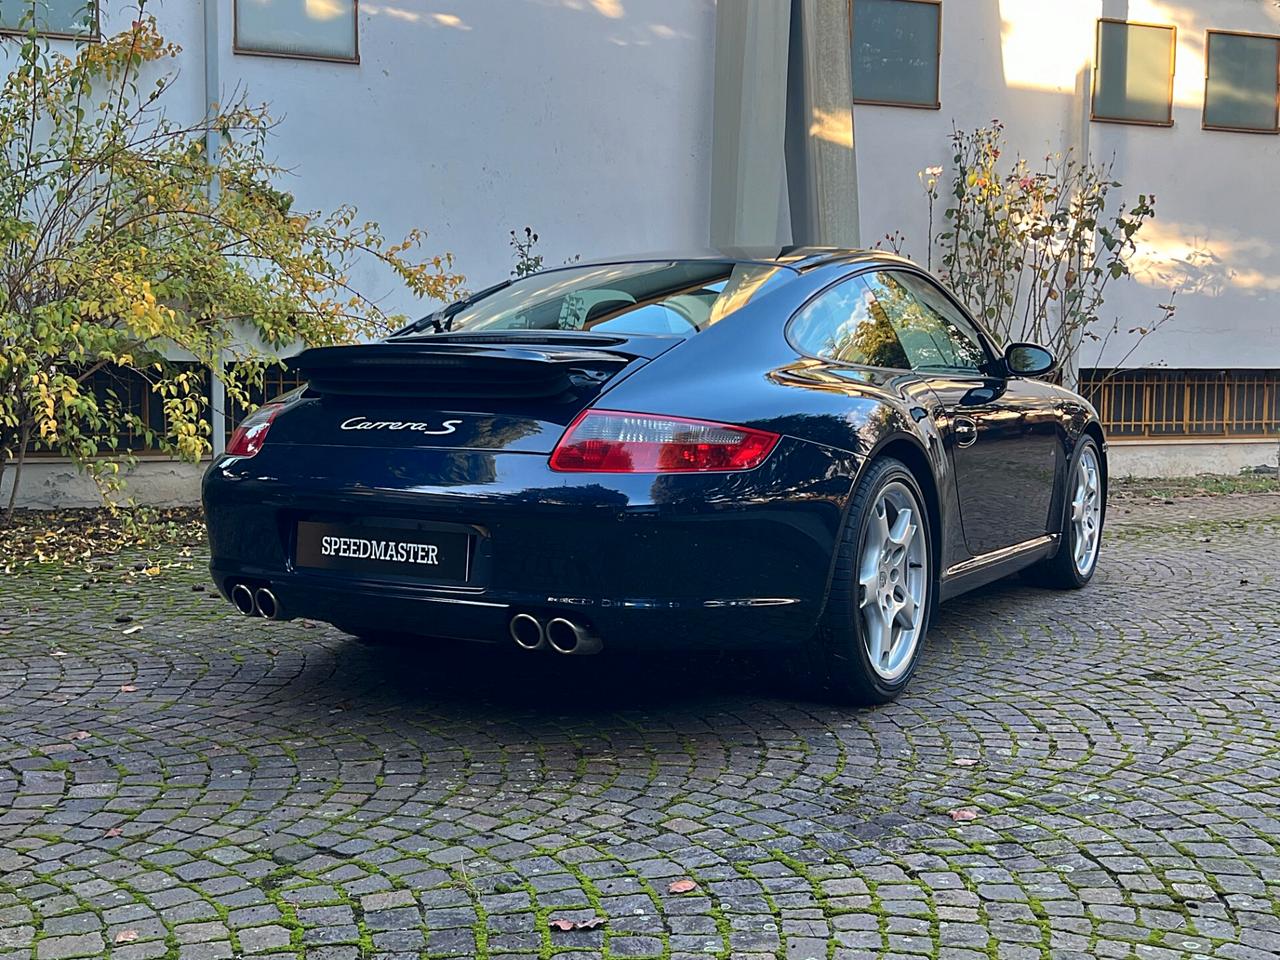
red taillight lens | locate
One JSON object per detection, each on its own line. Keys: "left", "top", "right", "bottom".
{"left": 549, "top": 410, "right": 780, "bottom": 473}
{"left": 226, "top": 404, "right": 283, "bottom": 458}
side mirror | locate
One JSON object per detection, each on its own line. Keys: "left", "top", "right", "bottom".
{"left": 1004, "top": 342, "right": 1056, "bottom": 377}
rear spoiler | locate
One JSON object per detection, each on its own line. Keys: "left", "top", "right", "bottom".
{"left": 287, "top": 341, "right": 633, "bottom": 399}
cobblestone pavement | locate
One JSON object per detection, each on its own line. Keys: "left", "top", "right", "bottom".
{"left": 1, "top": 493, "right": 1277, "bottom": 960}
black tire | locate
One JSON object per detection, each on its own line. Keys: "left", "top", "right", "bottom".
{"left": 1026, "top": 435, "right": 1105, "bottom": 590}
{"left": 800, "top": 456, "right": 934, "bottom": 705}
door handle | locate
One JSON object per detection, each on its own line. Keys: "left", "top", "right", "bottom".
{"left": 953, "top": 417, "right": 978, "bottom": 448}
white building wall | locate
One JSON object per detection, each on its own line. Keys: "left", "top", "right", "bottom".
{"left": 209, "top": 0, "right": 717, "bottom": 310}
{"left": 6, "top": 0, "right": 1278, "bottom": 506}
{"left": 854, "top": 0, "right": 1280, "bottom": 373}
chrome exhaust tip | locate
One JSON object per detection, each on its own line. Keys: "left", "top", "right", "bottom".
{"left": 546, "top": 617, "right": 602, "bottom": 656}
{"left": 254, "top": 587, "right": 282, "bottom": 621}
{"left": 509, "top": 613, "right": 546, "bottom": 651}
{"left": 230, "top": 583, "right": 257, "bottom": 616}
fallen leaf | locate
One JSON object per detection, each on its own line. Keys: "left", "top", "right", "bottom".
{"left": 50, "top": 650, "right": 67, "bottom": 657}
{"left": 668, "top": 879, "right": 698, "bottom": 894}
{"left": 952, "top": 757, "right": 979, "bottom": 767}
{"left": 122, "top": 625, "right": 143, "bottom": 635}
{"left": 119, "top": 684, "right": 137, "bottom": 693}
{"left": 144, "top": 566, "right": 161, "bottom": 576}
{"left": 70, "top": 730, "right": 91, "bottom": 741}
{"left": 114, "top": 614, "right": 133, "bottom": 623}
{"left": 549, "top": 916, "right": 606, "bottom": 932}
{"left": 114, "top": 929, "right": 138, "bottom": 943}
{"left": 105, "top": 827, "right": 123, "bottom": 838}
{"left": 948, "top": 808, "right": 979, "bottom": 822}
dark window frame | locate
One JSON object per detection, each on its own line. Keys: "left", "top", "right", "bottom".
{"left": 233, "top": 0, "right": 360, "bottom": 65}
{"left": 850, "top": 0, "right": 943, "bottom": 111}
{"left": 1202, "top": 28, "right": 1280, "bottom": 135}
{"left": 1091, "top": 18, "right": 1177, "bottom": 128}
{"left": 0, "top": 0, "right": 100, "bottom": 41}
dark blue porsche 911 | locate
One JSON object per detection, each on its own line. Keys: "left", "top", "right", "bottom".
{"left": 203, "top": 248, "right": 1106, "bottom": 703}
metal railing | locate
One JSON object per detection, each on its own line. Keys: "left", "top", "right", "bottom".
{"left": 1080, "top": 368, "right": 1280, "bottom": 439}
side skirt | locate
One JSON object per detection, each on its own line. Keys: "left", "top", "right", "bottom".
{"left": 939, "top": 534, "right": 1059, "bottom": 601}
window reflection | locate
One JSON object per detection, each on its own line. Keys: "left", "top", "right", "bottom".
{"left": 0, "top": 0, "right": 96, "bottom": 36}
{"left": 446, "top": 262, "right": 786, "bottom": 337}
{"left": 789, "top": 277, "right": 910, "bottom": 369}
{"left": 866, "top": 272, "right": 987, "bottom": 373}
{"left": 235, "top": 0, "right": 359, "bottom": 62}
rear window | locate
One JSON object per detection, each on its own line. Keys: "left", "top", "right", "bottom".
{"left": 445, "top": 261, "right": 788, "bottom": 336}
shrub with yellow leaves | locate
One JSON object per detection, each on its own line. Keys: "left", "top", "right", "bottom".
{"left": 0, "top": 3, "right": 465, "bottom": 518}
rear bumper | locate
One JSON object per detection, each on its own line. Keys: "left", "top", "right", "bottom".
{"left": 203, "top": 438, "right": 857, "bottom": 650}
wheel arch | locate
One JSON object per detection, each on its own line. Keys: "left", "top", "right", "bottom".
{"left": 1081, "top": 420, "right": 1108, "bottom": 500}
{"left": 864, "top": 434, "right": 944, "bottom": 617}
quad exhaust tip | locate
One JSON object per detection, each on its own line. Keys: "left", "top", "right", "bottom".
{"left": 509, "top": 613, "right": 546, "bottom": 651}
{"left": 509, "top": 614, "right": 602, "bottom": 655}
{"left": 254, "top": 587, "right": 282, "bottom": 621}
{"left": 546, "top": 617, "right": 603, "bottom": 656}
{"left": 229, "top": 582, "right": 284, "bottom": 620}
{"left": 231, "top": 582, "right": 256, "bottom": 616}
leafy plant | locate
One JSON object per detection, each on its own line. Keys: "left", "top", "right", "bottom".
{"left": 0, "top": 3, "right": 464, "bottom": 518}
{"left": 921, "top": 121, "right": 1174, "bottom": 382}
{"left": 510, "top": 226, "right": 543, "bottom": 278}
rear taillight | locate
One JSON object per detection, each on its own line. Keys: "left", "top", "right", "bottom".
{"left": 549, "top": 410, "right": 780, "bottom": 473}
{"left": 225, "top": 404, "right": 283, "bottom": 458}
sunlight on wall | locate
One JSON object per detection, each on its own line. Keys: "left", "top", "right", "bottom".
{"left": 363, "top": 5, "right": 422, "bottom": 23}
{"left": 809, "top": 107, "right": 854, "bottom": 149}
{"left": 1131, "top": 220, "right": 1280, "bottom": 295}
{"left": 998, "top": 0, "right": 1097, "bottom": 93}
{"left": 1123, "top": 0, "right": 1207, "bottom": 107}
{"left": 591, "top": 0, "right": 624, "bottom": 19}
{"left": 432, "top": 13, "right": 471, "bottom": 31}
{"left": 305, "top": 0, "right": 344, "bottom": 22}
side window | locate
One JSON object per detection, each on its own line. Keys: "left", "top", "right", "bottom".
{"left": 788, "top": 277, "right": 911, "bottom": 370}
{"left": 864, "top": 272, "right": 989, "bottom": 373}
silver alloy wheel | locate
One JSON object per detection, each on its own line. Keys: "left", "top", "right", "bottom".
{"left": 1071, "top": 445, "right": 1103, "bottom": 576}
{"left": 857, "top": 481, "right": 928, "bottom": 682}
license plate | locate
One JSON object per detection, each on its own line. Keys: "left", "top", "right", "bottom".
{"left": 295, "top": 521, "right": 471, "bottom": 582}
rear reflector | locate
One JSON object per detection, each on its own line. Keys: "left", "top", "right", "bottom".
{"left": 549, "top": 410, "right": 779, "bottom": 473}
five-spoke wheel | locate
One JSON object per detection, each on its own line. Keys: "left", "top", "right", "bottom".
{"left": 803, "top": 457, "right": 933, "bottom": 704}
{"left": 1071, "top": 444, "right": 1102, "bottom": 576}
{"left": 857, "top": 481, "right": 928, "bottom": 682}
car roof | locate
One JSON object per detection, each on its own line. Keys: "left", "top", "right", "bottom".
{"left": 566, "top": 246, "right": 916, "bottom": 274}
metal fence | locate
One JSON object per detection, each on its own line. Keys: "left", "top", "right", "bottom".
{"left": 1081, "top": 368, "right": 1280, "bottom": 439}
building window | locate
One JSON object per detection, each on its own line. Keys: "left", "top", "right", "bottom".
{"left": 851, "top": 0, "right": 941, "bottom": 109}
{"left": 0, "top": 0, "right": 98, "bottom": 39}
{"left": 234, "top": 0, "right": 359, "bottom": 63}
{"left": 1081, "top": 369, "right": 1280, "bottom": 439}
{"left": 1092, "top": 19, "right": 1176, "bottom": 126}
{"left": 1203, "top": 30, "right": 1280, "bottom": 134}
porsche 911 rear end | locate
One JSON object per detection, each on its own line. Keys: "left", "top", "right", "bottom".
{"left": 203, "top": 260, "right": 855, "bottom": 655}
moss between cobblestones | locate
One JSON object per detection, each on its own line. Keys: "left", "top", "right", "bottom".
{"left": 3, "top": 495, "right": 1279, "bottom": 960}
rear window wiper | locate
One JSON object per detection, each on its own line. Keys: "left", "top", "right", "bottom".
{"left": 394, "top": 279, "right": 514, "bottom": 336}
